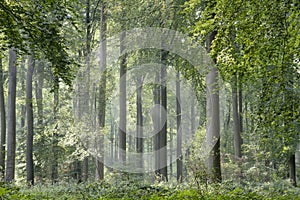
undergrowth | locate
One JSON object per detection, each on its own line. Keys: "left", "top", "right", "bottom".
{"left": 0, "top": 179, "right": 299, "bottom": 199}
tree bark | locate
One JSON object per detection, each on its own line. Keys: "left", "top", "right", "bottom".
{"left": 5, "top": 48, "right": 17, "bottom": 182}
{"left": 0, "top": 58, "right": 6, "bottom": 179}
{"left": 26, "top": 55, "right": 35, "bottom": 186}
{"left": 159, "top": 50, "right": 168, "bottom": 181}
{"left": 51, "top": 76, "right": 59, "bottom": 184}
{"left": 153, "top": 72, "right": 160, "bottom": 176}
{"left": 96, "top": 1, "right": 106, "bottom": 180}
{"left": 83, "top": 0, "right": 91, "bottom": 182}
{"left": 136, "top": 76, "right": 143, "bottom": 172}
{"left": 205, "top": 31, "right": 221, "bottom": 183}
{"left": 176, "top": 71, "right": 182, "bottom": 182}
{"left": 119, "top": 31, "right": 127, "bottom": 164}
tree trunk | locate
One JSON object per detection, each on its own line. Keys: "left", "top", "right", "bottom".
{"left": 51, "top": 76, "right": 59, "bottom": 184}
{"left": 159, "top": 50, "right": 168, "bottom": 181}
{"left": 5, "top": 48, "right": 17, "bottom": 183}
{"left": 153, "top": 72, "right": 160, "bottom": 177}
{"left": 136, "top": 76, "right": 143, "bottom": 172}
{"left": 232, "top": 75, "right": 242, "bottom": 159}
{"left": 205, "top": 31, "right": 221, "bottom": 183}
{"left": 176, "top": 71, "right": 182, "bottom": 182}
{"left": 20, "top": 58, "right": 26, "bottom": 135}
{"left": 0, "top": 58, "right": 6, "bottom": 179}
{"left": 119, "top": 31, "right": 127, "bottom": 164}
{"left": 96, "top": 1, "right": 106, "bottom": 180}
{"left": 26, "top": 55, "right": 35, "bottom": 186}
{"left": 83, "top": 0, "right": 91, "bottom": 182}
{"left": 34, "top": 59, "right": 44, "bottom": 180}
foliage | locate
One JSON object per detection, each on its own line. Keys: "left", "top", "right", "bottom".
{"left": 0, "top": 0, "right": 77, "bottom": 86}
{"left": 0, "top": 179, "right": 299, "bottom": 200}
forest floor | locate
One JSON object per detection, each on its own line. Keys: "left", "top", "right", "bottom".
{"left": 1, "top": 179, "right": 300, "bottom": 199}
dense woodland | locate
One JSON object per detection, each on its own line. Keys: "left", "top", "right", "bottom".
{"left": 0, "top": 0, "right": 299, "bottom": 199}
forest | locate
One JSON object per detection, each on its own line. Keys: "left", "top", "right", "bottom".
{"left": 0, "top": 0, "right": 299, "bottom": 199}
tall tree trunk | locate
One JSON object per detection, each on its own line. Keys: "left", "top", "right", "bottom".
{"left": 205, "top": 32, "right": 221, "bottom": 183}
{"left": 51, "top": 76, "right": 59, "bottom": 184}
{"left": 96, "top": 1, "right": 106, "bottom": 180}
{"left": 159, "top": 50, "right": 168, "bottom": 181}
{"left": 0, "top": 58, "right": 6, "bottom": 179}
{"left": 35, "top": 59, "right": 44, "bottom": 180}
{"left": 136, "top": 76, "right": 143, "bottom": 172}
{"left": 26, "top": 55, "right": 35, "bottom": 186}
{"left": 176, "top": 71, "right": 182, "bottom": 182}
{"left": 119, "top": 31, "right": 127, "bottom": 164}
{"left": 82, "top": 0, "right": 91, "bottom": 182}
{"left": 153, "top": 72, "right": 160, "bottom": 177}
{"left": 5, "top": 48, "right": 17, "bottom": 182}
{"left": 20, "top": 58, "right": 26, "bottom": 136}
{"left": 232, "top": 74, "right": 242, "bottom": 159}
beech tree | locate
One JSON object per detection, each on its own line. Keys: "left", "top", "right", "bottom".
{"left": 5, "top": 49, "right": 17, "bottom": 182}
{"left": 0, "top": 58, "right": 6, "bottom": 179}
{"left": 26, "top": 55, "right": 35, "bottom": 185}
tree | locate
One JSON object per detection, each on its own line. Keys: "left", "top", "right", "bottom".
{"left": 5, "top": 48, "right": 17, "bottom": 182}
{"left": 119, "top": 31, "right": 127, "bottom": 165}
{"left": 205, "top": 31, "right": 221, "bottom": 183}
{"left": 183, "top": 0, "right": 299, "bottom": 185}
{"left": 159, "top": 50, "right": 168, "bottom": 181}
{"left": 0, "top": 57, "right": 6, "bottom": 179}
{"left": 51, "top": 75, "right": 59, "bottom": 184}
{"left": 96, "top": 0, "right": 107, "bottom": 181}
{"left": 26, "top": 55, "right": 35, "bottom": 185}
{"left": 153, "top": 71, "right": 161, "bottom": 177}
{"left": 176, "top": 71, "right": 182, "bottom": 182}
{"left": 136, "top": 76, "right": 143, "bottom": 172}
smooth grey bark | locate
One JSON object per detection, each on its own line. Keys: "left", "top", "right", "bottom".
{"left": 159, "top": 50, "right": 168, "bottom": 181}
{"left": 51, "top": 76, "right": 59, "bottom": 184}
{"left": 26, "top": 55, "right": 35, "bottom": 185}
{"left": 83, "top": 0, "right": 91, "bottom": 182}
{"left": 96, "top": 1, "right": 106, "bottom": 180}
{"left": 176, "top": 71, "right": 182, "bottom": 182}
{"left": 136, "top": 76, "right": 143, "bottom": 171}
{"left": 153, "top": 72, "right": 160, "bottom": 176}
{"left": 119, "top": 31, "right": 127, "bottom": 164}
{"left": 20, "top": 58, "right": 26, "bottom": 131}
{"left": 0, "top": 58, "right": 6, "bottom": 178}
{"left": 34, "top": 60, "right": 44, "bottom": 180}
{"left": 5, "top": 48, "right": 17, "bottom": 182}
{"left": 205, "top": 31, "right": 221, "bottom": 183}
